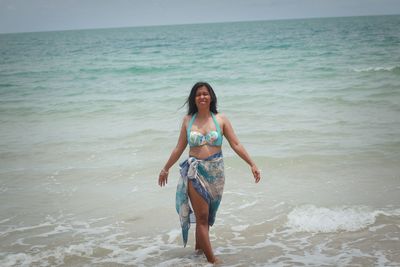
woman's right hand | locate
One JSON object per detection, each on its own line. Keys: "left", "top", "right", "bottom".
{"left": 158, "top": 168, "right": 169, "bottom": 187}
{"left": 251, "top": 164, "right": 261, "bottom": 183}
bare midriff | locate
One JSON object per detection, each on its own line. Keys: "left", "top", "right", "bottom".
{"left": 189, "top": 145, "right": 222, "bottom": 160}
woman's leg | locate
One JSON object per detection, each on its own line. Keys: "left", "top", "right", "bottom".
{"left": 195, "top": 229, "right": 201, "bottom": 251}
{"left": 188, "top": 180, "right": 217, "bottom": 263}
{"left": 195, "top": 226, "right": 209, "bottom": 253}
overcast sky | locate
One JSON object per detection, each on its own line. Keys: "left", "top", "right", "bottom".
{"left": 1, "top": 0, "right": 400, "bottom": 33}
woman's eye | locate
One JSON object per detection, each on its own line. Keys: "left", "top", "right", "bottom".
{"left": 196, "top": 92, "right": 209, "bottom": 97}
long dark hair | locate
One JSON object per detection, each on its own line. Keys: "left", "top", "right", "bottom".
{"left": 185, "top": 82, "right": 218, "bottom": 115}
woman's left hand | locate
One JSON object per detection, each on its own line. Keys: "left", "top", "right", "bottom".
{"left": 251, "top": 165, "right": 261, "bottom": 183}
{"left": 158, "top": 168, "right": 169, "bottom": 187}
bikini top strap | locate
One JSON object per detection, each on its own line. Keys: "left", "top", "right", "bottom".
{"left": 211, "top": 113, "right": 222, "bottom": 134}
{"left": 187, "top": 113, "right": 197, "bottom": 138}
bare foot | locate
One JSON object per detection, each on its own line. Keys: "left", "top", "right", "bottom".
{"left": 211, "top": 257, "right": 222, "bottom": 265}
{"left": 195, "top": 249, "right": 204, "bottom": 256}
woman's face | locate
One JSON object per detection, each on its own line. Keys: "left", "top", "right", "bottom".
{"left": 195, "top": 86, "right": 211, "bottom": 109}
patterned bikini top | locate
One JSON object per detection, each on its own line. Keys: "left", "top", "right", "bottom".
{"left": 187, "top": 113, "right": 223, "bottom": 147}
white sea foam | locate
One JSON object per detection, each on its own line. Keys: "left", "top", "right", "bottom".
{"left": 0, "top": 222, "right": 53, "bottom": 237}
{"left": 369, "top": 224, "right": 387, "bottom": 232}
{"left": 352, "top": 66, "right": 399, "bottom": 72}
{"left": 156, "top": 258, "right": 186, "bottom": 267}
{"left": 286, "top": 205, "right": 384, "bottom": 233}
{"left": 35, "top": 225, "right": 73, "bottom": 237}
{"left": 223, "top": 190, "right": 247, "bottom": 196}
{"left": 64, "top": 243, "right": 94, "bottom": 257}
{"left": 231, "top": 224, "right": 249, "bottom": 232}
{"left": 166, "top": 228, "right": 181, "bottom": 243}
{"left": 131, "top": 186, "right": 138, "bottom": 192}
{"left": 270, "top": 201, "right": 286, "bottom": 209}
{"left": 232, "top": 232, "right": 244, "bottom": 240}
{"left": 238, "top": 200, "right": 258, "bottom": 210}
{"left": 1, "top": 253, "right": 33, "bottom": 267}
{"left": 0, "top": 185, "right": 8, "bottom": 193}
{"left": 0, "top": 217, "right": 12, "bottom": 224}
{"left": 12, "top": 238, "right": 30, "bottom": 246}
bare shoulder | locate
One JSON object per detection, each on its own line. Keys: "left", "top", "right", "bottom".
{"left": 182, "top": 114, "right": 191, "bottom": 127}
{"left": 215, "top": 113, "right": 231, "bottom": 132}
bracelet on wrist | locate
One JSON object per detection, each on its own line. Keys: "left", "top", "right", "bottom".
{"left": 161, "top": 168, "right": 169, "bottom": 174}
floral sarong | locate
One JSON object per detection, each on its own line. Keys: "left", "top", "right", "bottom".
{"left": 175, "top": 151, "right": 225, "bottom": 247}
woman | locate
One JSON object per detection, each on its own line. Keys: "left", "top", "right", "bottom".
{"left": 158, "top": 82, "right": 261, "bottom": 264}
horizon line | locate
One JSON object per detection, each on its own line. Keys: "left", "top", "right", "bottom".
{"left": 1, "top": 13, "right": 399, "bottom": 35}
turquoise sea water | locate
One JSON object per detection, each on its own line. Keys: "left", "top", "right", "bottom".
{"left": 1, "top": 15, "right": 400, "bottom": 266}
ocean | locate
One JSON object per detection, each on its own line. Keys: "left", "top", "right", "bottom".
{"left": 0, "top": 15, "right": 399, "bottom": 266}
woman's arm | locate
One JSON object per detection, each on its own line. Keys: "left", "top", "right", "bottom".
{"left": 158, "top": 117, "right": 189, "bottom": 187}
{"left": 221, "top": 114, "right": 261, "bottom": 183}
